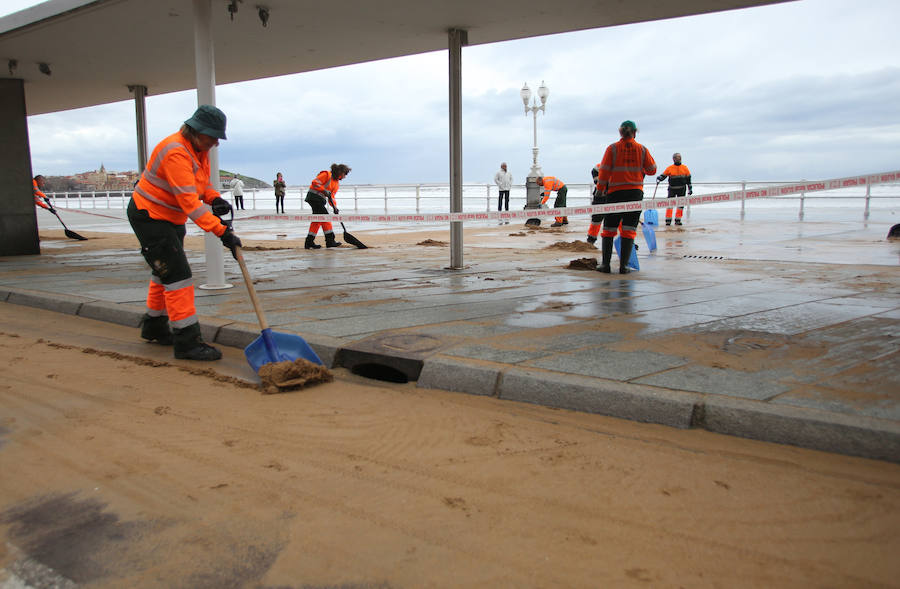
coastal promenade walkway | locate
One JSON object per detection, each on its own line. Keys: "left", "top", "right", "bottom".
{"left": 2, "top": 209, "right": 898, "bottom": 462}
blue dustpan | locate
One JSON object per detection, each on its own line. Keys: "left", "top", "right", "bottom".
{"left": 613, "top": 236, "right": 640, "bottom": 271}
{"left": 235, "top": 247, "right": 323, "bottom": 372}
{"left": 245, "top": 328, "right": 322, "bottom": 372}
{"left": 641, "top": 221, "right": 657, "bottom": 252}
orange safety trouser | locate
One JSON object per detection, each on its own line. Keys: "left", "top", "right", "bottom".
{"left": 599, "top": 221, "right": 636, "bottom": 240}
{"left": 307, "top": 221, "right": 334, "bottom": 235}
{"left": 587, "top": 223, "right": 602, "bottom": 238}
{"left": 146, "top": 276, "right": 196, "bottom": 327}
{"left": 665, "top": 207, "right": 684, "bottom": 220}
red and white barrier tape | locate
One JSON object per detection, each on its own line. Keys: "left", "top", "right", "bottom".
{"left": 242, "top": 169, "right": 899, "bottom": 224}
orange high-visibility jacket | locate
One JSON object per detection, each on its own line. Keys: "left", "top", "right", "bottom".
{"left": 132, "top": 131, "right": 226, "bottom": 236}
{"left": 594, "top": 138, "right": 657, "bottom": 194}
{"left": 539, "top": 176, "right": 565, "bottom": 204}
{"left": 33, "top": 179, "right": 50, "bottom": 210}
{"left": 308, "top": 170, "right": 341, "bottom": 208}
{"left": 661, "top": 164, "right": 692, "bottom": 189}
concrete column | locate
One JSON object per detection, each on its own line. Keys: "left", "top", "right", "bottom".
{"left": 193, "top": 0, "right": 231, "bottom": 290}
{"left": 448, "top": 28, "right": 467, "bottom": 270}
{"left": 0, "top": 78, "right": 39, "bottom": 256}
{"left": 128, "top": 84, "right": 149, "bottom": 172}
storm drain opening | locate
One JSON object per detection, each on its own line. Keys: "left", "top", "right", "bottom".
{"left": 350, "top": 362, "right": 410, "bottom": 384}
{"left": 683, "top": 255, "right": 728, "bottom": 260}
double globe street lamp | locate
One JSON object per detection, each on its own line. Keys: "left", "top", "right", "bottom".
{"left": 520, "top": 81, "right": 549, "bottom": 224}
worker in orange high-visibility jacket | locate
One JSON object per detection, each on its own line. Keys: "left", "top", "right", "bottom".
{"left": 304, "top": 163, "right": 351, "bottom": 249}
{"left": 537, "top": 175, "right": 569, "bottom": 226}
{"left": 657, "top": 152, "right": 692, "bottom": 226}
{"left": 127, "top": 105, "right": 242, "bottom": 361}
{"left": 33, "top": 175, "right": 52, "bottom": 210}
{"left": 593, "top": 120, "right": 657, "bottom": 274}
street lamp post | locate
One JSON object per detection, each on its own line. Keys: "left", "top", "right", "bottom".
{"left": 520, "top": 81, "right": 549, "bottom": 225}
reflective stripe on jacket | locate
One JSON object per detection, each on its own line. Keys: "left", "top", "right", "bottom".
{"left": 132, "top": 131, "right": 226, "bottom": 236}
{"left": 661, "top": 164, "right": 692, "bottom": 189}
{"left": 539, "top": 176, "right": 565, "bottom": 192}
{"left": 33, "top": 179, "right": 50, "bottom": 210}
{"left": 594, "top": 138, "right": 657, "bottom": 194}
{"left": 308, "top": 170, "right": 340, "bottom": 207}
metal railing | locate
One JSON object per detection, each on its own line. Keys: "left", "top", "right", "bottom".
{"left": 45, "top": 181, "right": 899, "bottom": 220}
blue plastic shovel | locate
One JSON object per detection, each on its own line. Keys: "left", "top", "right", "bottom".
{"left": 613, "top": 236, "right": 640, "bottom": 271}
{"left": 234, "top": 246, "right": 323, "bottom": 372}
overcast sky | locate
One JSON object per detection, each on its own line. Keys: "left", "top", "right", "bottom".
{"left": 4, "top": 0, "right": 899, "bottom": 185}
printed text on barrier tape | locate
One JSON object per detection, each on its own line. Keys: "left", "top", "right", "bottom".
{"left": 244, "top": 170, "right": 900, "bottom": 224}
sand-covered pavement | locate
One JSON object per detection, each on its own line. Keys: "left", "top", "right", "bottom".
{"left": 1, "top": 301, "right": 899, "bottom": 588}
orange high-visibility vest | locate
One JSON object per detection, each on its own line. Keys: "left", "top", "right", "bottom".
{"left": 594, "top": 138, "right": 657, "bottom": 194}
{"left": 308, "top": 170, "right": 341, "bottom": 207}
{"left": 132, "top": 131, "right": 226, "bottom": 236}
{"left": 33, "top": 179, "right": 50, "bottom": 209}
{"left": 661, "top": 164, "right": 692, "bottom": 189}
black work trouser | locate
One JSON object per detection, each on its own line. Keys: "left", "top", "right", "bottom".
{"left": 602, "top": 189, "right": 643, "bottom": 237}
{"left": 127, "top": 198, "right": 190, "bottom": 284}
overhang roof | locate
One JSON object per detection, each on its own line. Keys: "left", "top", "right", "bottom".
{"left": 1, "top": 0, "right": 788, "bottom": 116}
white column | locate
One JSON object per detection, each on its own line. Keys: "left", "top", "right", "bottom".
{"left": 448, "top": 28, "right": 467, "bottom": 270}
{"left": 193, "top": 0, "right": 232, "bottom": 290}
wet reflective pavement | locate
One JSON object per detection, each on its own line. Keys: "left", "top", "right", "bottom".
{"left": 3, "top": 208, "right": 899, "bottom": 461}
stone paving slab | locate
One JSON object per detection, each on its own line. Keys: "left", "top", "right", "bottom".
{"left": 526, "top": 347, "right": 689, "bottom": 381}
{"left": 633, "top": 365, "right": 794, "bottom": 400}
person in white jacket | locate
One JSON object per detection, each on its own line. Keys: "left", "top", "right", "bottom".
{"left": 494, "top": 162, "right": 513, "bottom": 217}
{"left": 228, "top": 176, "right": 245, "bottom": 210}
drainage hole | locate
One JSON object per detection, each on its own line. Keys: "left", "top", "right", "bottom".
{"left": 351, "top": 363, "right": 410, "bottom": 384}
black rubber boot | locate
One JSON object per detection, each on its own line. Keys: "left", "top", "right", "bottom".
{"left": 173, "top": 323, "right": 222, "bottom": 361}
{"left": 586, "top": 235, "right": 597, "bottom": 245}
{"left": 674, "top": 218, "right": 683, "bottom": 226}
{"left": 140, "top": 313, "right": 172, "bottom": 345}
{"left": 665, "top": 219, "right": 672, "bottom": 226}
{"left": 305, "top": 235, "right": 321, "bottom": 250}
{"left": 325, "top": 233, "right": 342, "bottom": 248}
{"left": 619, "top": 237, "right": 635, "bottom": 274}
{"left": 598, "top": 236, "right": 613, "bottom": 273}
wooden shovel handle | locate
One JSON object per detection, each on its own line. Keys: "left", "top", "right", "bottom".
{"left": 234, "top": 246, "right": 269, "bottom": 331}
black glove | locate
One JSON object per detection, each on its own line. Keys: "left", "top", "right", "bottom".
{"left": 220, "top": 229, "right": 242, "bottom": 259}
{"left": 656, "top": 174, "right": 665, "bottom": 183}
{"left": 332, "top": 207, "right": 340, "bottom": 215}
{"left": 211, "top": 197, "right": 232, "bottom": 218}
{"left": 688, "top": 187, "right": 693, "bottom": 195}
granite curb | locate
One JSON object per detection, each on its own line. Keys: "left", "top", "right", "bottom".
{"left": 701, "top": 396, "right": 900, "bottom": 463}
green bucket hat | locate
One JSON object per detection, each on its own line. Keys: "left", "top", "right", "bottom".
{"left": 185, "top": 105, "right": 227, "bottom": 140}
{"left": 619, "top": 120, "right": 637, "bottom": 132}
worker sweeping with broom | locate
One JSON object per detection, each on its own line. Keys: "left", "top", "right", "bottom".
{"left": 127, "top": 105, "right": 242, "bottom": 361}
{"left": 304, "top": 163, "right": 351, "bottom": 249}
